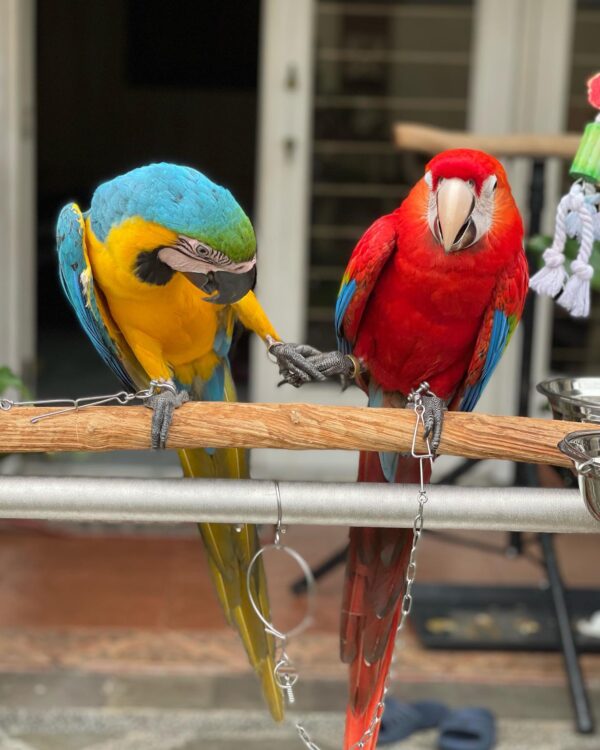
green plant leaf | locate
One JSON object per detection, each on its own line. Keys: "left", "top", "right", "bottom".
{"left": 0, "top": 366, "right": 29, "bottom": 398}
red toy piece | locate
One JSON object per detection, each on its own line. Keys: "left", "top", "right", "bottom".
{"left": 587, "top": 72, "right": 600, "bottom": 110}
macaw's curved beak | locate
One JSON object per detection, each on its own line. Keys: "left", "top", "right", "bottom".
{"left": 184, "top": 264, "right": 257, "bottom": 304}
{"left": 436, "top": 178, "right": 476, "bottom": 252}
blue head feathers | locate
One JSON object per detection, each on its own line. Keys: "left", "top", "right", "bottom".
{"left": 90, "top": 163, "right": 256, "bottom": 262}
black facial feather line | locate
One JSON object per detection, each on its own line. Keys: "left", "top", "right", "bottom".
{"left": 134, "top": 247, "right": 175, "bottom": 286}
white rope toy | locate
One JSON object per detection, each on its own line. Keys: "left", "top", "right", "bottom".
{"left": 530, "top": 180, "right": 599, "bottom": 318}
{"left": 529, "top": 75, "right": 600, "bottom": 319}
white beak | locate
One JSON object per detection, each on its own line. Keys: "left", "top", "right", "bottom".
{"left": 436, "top": 178, "right": 474, "bottom": 252}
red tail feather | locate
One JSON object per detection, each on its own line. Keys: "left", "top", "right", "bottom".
{"left": 341, "top": 451, "right": 430, "bottom": 750}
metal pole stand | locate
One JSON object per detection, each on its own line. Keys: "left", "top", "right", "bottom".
{"left": 539, "top": 532, "right": 595, "bottom": 734}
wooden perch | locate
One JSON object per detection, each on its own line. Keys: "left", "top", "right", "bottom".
{"left": 394, "top": 123, "right": 580, "bottom": 159}
{"left": 0, "top": 402, "right": 597, "bottom": 468}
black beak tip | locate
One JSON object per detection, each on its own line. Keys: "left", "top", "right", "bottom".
{"left": 194, "top": 266, "right": 256, "bottom": 305}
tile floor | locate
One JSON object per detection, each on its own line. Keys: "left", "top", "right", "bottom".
{"left": 0, "top": 521, "right": 598, "bottom": 747}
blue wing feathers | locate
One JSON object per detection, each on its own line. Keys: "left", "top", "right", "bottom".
{"left": 198, "top": 362, "right": 228, "bottom": 456}
{"left": 213, "top": 327, "right": 232, "bottom": 358}
{"left": 202, "top": 361, "right": 226, "bottom": 402}
{"left": 56, "top": 203, "right": 138, "bottom": 391}
{"left": 335, "top": 279, "right": 356, "bottom": 353}
{"left": 459, "top": 310, "right": 509, "bottom": 412}
{"left": 367, "top": 379, "right": 398, "bottom": 482}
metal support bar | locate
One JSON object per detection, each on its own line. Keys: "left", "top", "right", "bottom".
{"left": 539, "top": 533, "right": 595, "bottom": 734}
{"left": 0, "top": 476, "right": 597, "bottom": 532}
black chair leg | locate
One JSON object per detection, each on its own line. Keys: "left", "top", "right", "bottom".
{"left": 290, "top": 544, "right": 348, "bottom": 595}
{"left": 539, "top": 532, "right": 595, "bottom": 734}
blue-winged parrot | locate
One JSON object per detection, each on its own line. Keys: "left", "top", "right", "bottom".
{"left": 55, "top": 162, "right": 318, "bottom": 720}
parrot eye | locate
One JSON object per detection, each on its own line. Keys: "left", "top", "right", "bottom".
{"left": 479, "top": 174, "right": 498, "bottom": 196}
{"left": 175, "top": 236, "right": 233, "bottom": 268}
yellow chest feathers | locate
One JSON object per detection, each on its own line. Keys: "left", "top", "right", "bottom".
{"left": 86, "top": 217, "right": 229, "bottom": 367}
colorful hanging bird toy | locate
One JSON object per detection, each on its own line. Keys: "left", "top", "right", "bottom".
{"left": 275, "top": 149, "right": 528, "bottom": 750}
{"left": 530, "top": 73, "right": 600, "bottom": 317}
{"left": 55, "top": 163, "right": 319, "bottom": 721}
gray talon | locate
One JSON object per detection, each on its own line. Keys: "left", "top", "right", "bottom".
{"left": 145, "top": 388, "right": 189, "bottom": 449}
{"left": 420, "top": 393, "right": 447, "bottom": 454}
{"left": 267, "top": 338, "right": 327, "bottom": 386}
{"left": 267, "top": 336, "right": 364, "bottom": 389}
{"left": 304, "top": 351, "right": 361, "bottom": 389}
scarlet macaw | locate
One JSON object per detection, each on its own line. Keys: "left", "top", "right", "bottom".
{"left": 55, "top": 163, "right": 319, "bottom": 721}
{"left": 280, "top": 149, "right": 528, "bottom": 749}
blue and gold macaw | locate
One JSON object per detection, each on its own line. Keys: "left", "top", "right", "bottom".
{"left": 55, "top": 162, "right": 316, "bottom": 721}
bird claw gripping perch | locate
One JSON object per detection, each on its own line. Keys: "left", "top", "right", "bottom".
{"left": 407, "top": 382, "right": 447, "bottom": 455}
{"left": 530, "top": 73, "right": 600, "bottom": 318}
{"left": 144, "top": 381, "right": 189, "bottom": 449}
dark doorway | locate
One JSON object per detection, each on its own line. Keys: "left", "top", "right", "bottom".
{"left": 36, "top": 0, "right": 260, "bottom": 398}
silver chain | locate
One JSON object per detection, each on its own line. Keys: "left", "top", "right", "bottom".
{"left": 293, "top": 384, "right": 434, "bottom": 750}
{"left": 397, "top": 382, "right": 433, "bottom": 632}
{"left": 0, "top": 380, "right": 175, "bottom": 423}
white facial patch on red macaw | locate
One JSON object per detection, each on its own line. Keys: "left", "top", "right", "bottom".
{"left": 425, "top": 171, "right": 497, "bottom": 251}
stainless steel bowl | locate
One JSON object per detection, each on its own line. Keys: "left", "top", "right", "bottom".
{"left": 558, "top": 430, "right": 600, "bottom": 522}
{"left": 537, "top": 377, "right": 600, "bottom": 423}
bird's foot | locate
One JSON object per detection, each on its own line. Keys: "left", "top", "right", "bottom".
{"left": 267, "top": 336, "right": 363, "bottom": 389}
{"left": 144, "top": 381, "right": 189, "bottom": 449}
{"left": 301, "top": 350, "right": 363, "bottom": 390}
{"left": 407, "top": 382, "right": 447, "bottom": 455}
{"left": 266, "top": 336, "right": 326, "bottom": 387}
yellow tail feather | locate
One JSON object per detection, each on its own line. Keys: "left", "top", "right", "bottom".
{"left": 178, "top": 445, "right": 284, "bottom": 722}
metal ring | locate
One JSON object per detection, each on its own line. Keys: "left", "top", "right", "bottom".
{"left": 246, "top": 543, "right": 315, "bottom": 641}
{"left": 576, "top": 458, "right": 597, "bottom": 476}
{"left": 344, "top": 355, "right": 361, "bottom": 379}
{"left": 149, "top": 379, "right": 177, "bottom": 396}
{"left": 265, "top": 335, "right": 280, "bottom": 364}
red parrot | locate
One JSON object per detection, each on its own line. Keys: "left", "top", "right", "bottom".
{"left": 293, "top": 149, "right": 527, "bottom": 749}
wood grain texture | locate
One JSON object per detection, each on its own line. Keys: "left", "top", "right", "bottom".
{"left": 0, "top": 402, "right": 596, "bottom": 467}
{"left": 394, "top": 123, "right": 580, "bottom": 159}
